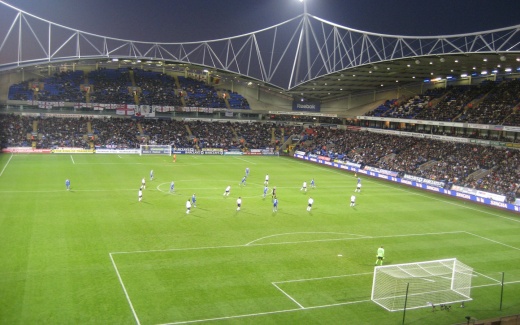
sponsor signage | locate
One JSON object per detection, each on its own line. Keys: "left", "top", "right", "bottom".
{"left": 364, "top": 166, "right": 399, "bottom": 177}
{"left": 292, "top": 101, "right": 321, "bottom": 112}
{"left": 2, "top": 147, "right": 51, "bottom": 153}
{"left": 201, "top": 148, "right": 224, "bottom": 155}
{"left": 173, "top": 148, "right": 197, "bottom": 154}
{"left": 52, "top": 148, "right": 94, "bottom": 153}
{"left": 403, "top": 174, "right": 445, "bottom": 188}
{"left": 95, "top": 149, "right": 140, "bottom": 154}
{"left": 141, "top": 147, "right": 170, "bottom": 154}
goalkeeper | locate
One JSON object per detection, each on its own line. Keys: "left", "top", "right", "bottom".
{"left": 375, "top": 246, "right": 385, "bottom": 266}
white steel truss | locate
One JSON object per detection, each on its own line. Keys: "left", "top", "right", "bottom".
{"left": 0, "top": 1, "right": 519, "bottom": 90}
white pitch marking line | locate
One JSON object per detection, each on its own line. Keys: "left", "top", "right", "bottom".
{"left": 464, "top": 231, "right": 520, "bottom": 251}
{"left": 273, "top": 272, "right": 373, "bottom": 284}
{"left": 109, "top": 253, "right": 141, "bottom": 325}
{"left": 111, "top": 228, "right": 520, "bottom": 324}
{"left": 155, "top": 299, "right": 371, "bottom": 325}
{"left": 234, "top": 156, "right": 257, "bottom": 165}
{"left": 0, "top": 154, "right": 13, "bottom": 177}
{"left": 271, "top": 282, "right": 305, "bottom": 309}
{"left": 0, "top": 189, "right": 143, "bottom": 193}
{"left": 472, "top": 279, "right": 520, "bottom": 289}
{"left": 70, "top": 155, "right": 75, "bottom": 164}
{"left": 472, "top": 270, "right": 502, "bottom": 284}
{"left": 246, "top": 232, "right": 371, "bottom": 246}
{"left": 110, "top": 231, "right": 466, "bottom": 255}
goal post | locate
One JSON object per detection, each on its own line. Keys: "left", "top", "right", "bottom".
{"left": 139, "top": 145, "right": 172, "bottom": 156}
{"left": 371, "top": 258, "right": 473, "bottom": 311}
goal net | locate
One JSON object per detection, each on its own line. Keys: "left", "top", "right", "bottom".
{"left": 139, "top": 145, "right": 172, "bottom": 156}
{"left": 371, "top": 258, "right": 473, "bottom": 311}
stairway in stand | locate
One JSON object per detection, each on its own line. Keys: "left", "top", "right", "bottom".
{"left": 31, "top": 120, "right": 38, "bottom": 148}
{"left": 129, "top": 70, "right": 140, "bottom": 105}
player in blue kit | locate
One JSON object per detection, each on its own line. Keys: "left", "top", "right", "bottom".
{"left": 245, "top": 167, "right": 250, "bottom": 177}
{"left": 273, "top": 197, "right": 278, "bottom": 212}
{"left": 263, "top": 185, "right": 268, "bottom": 198}
{"left": 150, "top": 169, "right": 154, "bottom": 181}
{"left": 310, "top": 178, "right": 315, "bottom": 188}
{"left": 170, "top": 181, "right": 175, "bottom": 193}
{"left": 65, "top": 179, "right": 71, "bottom": 191}
{"left": 191, "top": 193, "right": 197, "bottom": 207}
{"left": 240, "top": 176, "right": 246, "bottom": 186}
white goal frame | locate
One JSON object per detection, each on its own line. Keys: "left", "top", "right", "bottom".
{"left": 139, "top": 145, "right": 172, "bottom": 156}
{"left": 371, "top": 258, "right": 473, "bottom": 311}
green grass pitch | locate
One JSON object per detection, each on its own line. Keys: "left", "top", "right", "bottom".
{"left": 0, "top": 153, "right": 519, "bottom": 325}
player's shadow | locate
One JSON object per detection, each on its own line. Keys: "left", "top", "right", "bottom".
{"left": 133, "top": 201, "right": 152, "bottom": 205}
{"left": 370, "top": 260, "right": 390, "bottom": 267}
{"left": 188, "top": 213, "right": 205, "bottom": 219}
{"left": 235, "top": 210, "right": 258, "bottom": 216}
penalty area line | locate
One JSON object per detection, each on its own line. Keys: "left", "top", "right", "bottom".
{"left": 156, "top": 298, "right": 371, "bottom": 325}
{"left": 109, "top": 253, "right": 141, "bottom": 325}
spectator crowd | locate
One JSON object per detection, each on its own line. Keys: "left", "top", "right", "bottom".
{"left": 8, "top": 68, "right": 250, "bottom": 110}
{"left": 3, "top": 75, "right": 520, "bottom": 203}
{"left": 1, "top": 114, "right": 519, "bottom": 202}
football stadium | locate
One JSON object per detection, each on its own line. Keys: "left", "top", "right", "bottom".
{"left": 1, "top": 1, "right": 520, "bottom": 324}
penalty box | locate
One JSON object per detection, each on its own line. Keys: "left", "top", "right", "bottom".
{"left": 111, "top": 238, "right": 375, "bottom": 324}
{"left": 110, "top": 231, "right": 510, "bottom": 324}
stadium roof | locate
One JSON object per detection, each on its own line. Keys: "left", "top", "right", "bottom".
{"left": 1, "top": 1, "right": 520, "bottom": 103}
{"left": 288, "top": 53, "right": 520, "bottom": 102}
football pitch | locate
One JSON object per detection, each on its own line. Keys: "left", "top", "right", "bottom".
{"left": 1, "top": 153, "right": 519, "bottom": 325}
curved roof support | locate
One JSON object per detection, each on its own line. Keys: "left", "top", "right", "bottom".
{"left": 0, "top": 1, "right": 519, "bottom": 91}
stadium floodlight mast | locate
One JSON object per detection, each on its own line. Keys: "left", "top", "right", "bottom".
{"left": 291, "top": 0, "right": 312, "bottom": 91}
{"left": 299, "top": 0, "right": 308, "bottom": 14}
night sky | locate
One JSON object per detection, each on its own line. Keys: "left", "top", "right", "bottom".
{"left": 1, "top": 0, "right": 520, "bottom": 42}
